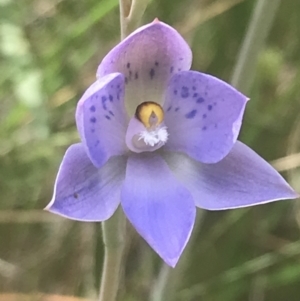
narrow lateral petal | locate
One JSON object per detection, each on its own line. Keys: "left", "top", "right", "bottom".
{"left": 76, "top": 73, "right": 128, "bottom": 168}
{"left": 121, "top": 154, "right": 195, "bottom": 267}
{"left": 164, "top": 141, "right": 298, "bottom": 210}
{"left": 163, "top": 71, "right": 248, "bottom": 163}
{"left": 97, "top": 21, "right": 192, "bottom": 115}
{"left": 46, "top": 143, "right": 126, "bottom": 221}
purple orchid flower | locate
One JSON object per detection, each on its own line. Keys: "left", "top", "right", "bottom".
{"left": 46, "top": 20, "right": 298, "bottom": 267}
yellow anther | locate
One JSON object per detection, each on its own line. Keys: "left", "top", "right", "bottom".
{"left": 135, "top": 101, "right": 164, "bottom": 128}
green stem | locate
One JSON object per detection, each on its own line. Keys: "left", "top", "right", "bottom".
{"left": 98, "top": 209, "right": 126, "bottom": 301}
{"left": 150, "top": 263, "right": 171, "bottom": 301}
{"left": 119, "top": 0, "right": 149, "bottom": 39}
{"left": 231, "top": 0, "right": 281, "bottom": 93}
{"left": 119, "top": 0, "right": 131, "bottom": 40}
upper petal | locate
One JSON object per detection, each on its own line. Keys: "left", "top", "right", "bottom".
{"left": 76, "top": 73, "right": 128, "bottom": 168}
{"left": 121, "top": 153, "right": 196, "bottom": 267}
{"left": 97, "top": 21, "right": 192, "bottom": 115}
{"left": 163, "top": 71, "right": 248, "bottom": 163}
{"left": 164, "top": 141, "right": 298, "bottom": 210}
{"left": 46, "top": 143, "right": 127, "bottom": 221}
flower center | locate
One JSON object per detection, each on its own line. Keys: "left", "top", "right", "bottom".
{"left": 125, "top": 102, "right": 169, "bottom": 153}
{"left": 135, "top": 101, "right": 164, "bottom": 128}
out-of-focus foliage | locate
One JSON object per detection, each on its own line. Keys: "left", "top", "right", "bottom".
{"left": 0, "top": 0, "right": 299, "bottom": 300}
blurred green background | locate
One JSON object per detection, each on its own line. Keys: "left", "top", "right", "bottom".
{"left": 0, "top": 0, "right": 300, "bottom": 300}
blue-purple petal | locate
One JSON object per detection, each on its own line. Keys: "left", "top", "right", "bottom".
{"left": 164, "top": 141, "right": 298, "bottom": 210}
{"left": 121, "top": 153, "right": 196, "bottom": 267}
{"left": 76, "top": 73, "right": 128, "bottom": 168}
{"left": 97, "top": 21, "right": 192, "bottom": 115}
{"left": 46, "top": 143, "right": 126, "bottom": 221}
{"left": 163, "top": 71, "right": 248, "bottom": 163}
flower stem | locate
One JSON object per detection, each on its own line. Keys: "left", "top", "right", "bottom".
{"left": 98, "top": 208, "right": 126, "bottom": 301}
{"left": 119, "top": 0, "right": 150, "bottom": 39}
{"left": 231, "top": 0, "right": 281, "bottom": 93}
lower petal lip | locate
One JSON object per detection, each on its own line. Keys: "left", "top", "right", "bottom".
{"left": 121, "top": 153, "right": 196, "bottom": 267}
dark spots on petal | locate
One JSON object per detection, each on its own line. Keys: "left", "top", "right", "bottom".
{"left": 105, "top": 115, "right": 111, "bottom": 120}
{"left": 102, "top": 96, "right": 107, "bottom": 110}
{"left": 203, "top": 114, "right": 207, "bottom": 119}
{"left": 127, "top": 62, "right": 130, "bottom": 68}
{"left": 193, "top": 93, "right": 198, "bottom": 98}
{"left": 90, "top": 105, "right": 96, "bottom": 112}
{"left": 214, "top": 102, "right": 217, "bottom": 106}
{"left": 117, "top": 93, "right": 120, "bottom": 100}
{"left": 117, "top": 84, "right": 120, "bottom": 89}
{"left": 125, "top": 77, "right": 128, "bottom": 84}
{"left": 155, "top": 61, "right": 159, "bottom": 66}
{"left": 109, "top": 110, "right": 114, "bottom": 116}
{"left": 95, "top": 140, "right": 100, "bottom": 147}
{"left": 202, "top": 126, "right": 207, "bottom": 131}
{"left": 91, "top": 129, "right": 95, "bottom": 133}
{"left": 192, "top": 86, "right": 196, "bottom": 91}
{"left": 179, "top": 57, "right": 183, "bottom": 61}
{"left": 111, "top": 85, "right": 114, "bottom": 88}
{"left": 170, "top": 66, "right": 174, "bottom": 73}
{"left": 135, "top": 72, "right": 138, "bottom": 79}
{"left": 90, "top": 117, "right": 96, "bottom": 123}
{"left": 109, "top": 95, "right": 113, "bottom": 102}
{"left": 181, "top": 86, "right": 190, "bottom": 98}
{"left": 197, "top": 97, "right": 205, "bottom": 104}
{"left": 214, "top": 124, "right": 218, "bottom": 128}
{"left": 175, "top": 107, "right": 180, "bottom": 112}
{"left": 205, "top": 91, "right": 208, "bottom": 96}
{"left": 129, "top": 70, "right": 132, "bottom": 79}
{"left": 167, "top": 106, "right": 172, "bottom": 112}
{"left": 73, "top": 193, "right": 78, "bottom": 199}
{"left": 208, "top": 104, "right": 213, "bottom": 111}
{"left": 174, "top": 89, "right": 178, "bottom": 95}
{"left": 185, "top": 109, "right": 197, "bottom": 119}
{"left": 150, "top": 68, "right": 155, "bottom": 79}
{"left": 178, "top": 68, "right": 182, "bottom": 71}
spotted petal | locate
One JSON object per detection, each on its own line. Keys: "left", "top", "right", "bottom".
{"left": 121, "top": 153, "right": 195, "bottom": 267}
{"left": 164, "top": 141, "right": 298, "bottom": 210}
{"left": 163, "top": 71, "right": 248, "bottom": 163}
{"left": 46, "top": 143, "right": 126, "bottom": 221}
{"left": 97, "top": 21, "right": 192, "bottom": 115}
{"left": 76, "top": 73, "right": 128, "bottom": 168}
